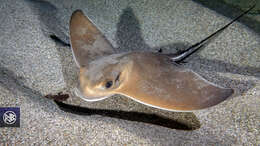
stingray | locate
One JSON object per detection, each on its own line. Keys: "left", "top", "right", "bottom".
{"left": 69, "top": 5, "right": 254, "bottom": 112}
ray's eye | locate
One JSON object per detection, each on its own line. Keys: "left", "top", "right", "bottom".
{"left": 105, "top": 81, "right": 113, "bottom": 89}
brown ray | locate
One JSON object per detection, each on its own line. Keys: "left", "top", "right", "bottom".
{"left": 66, "top": 6, "right": 257, "bottom": 111}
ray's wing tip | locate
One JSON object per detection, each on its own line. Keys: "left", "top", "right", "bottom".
{"left": 223, "top": 88, "right": 234, "bottom": 100}
{"left": 178, "top": 87, "right": 234, "bottom": 111}
{"left": 202, "top": 87, "right": 234, "bottom": 110}
{"left": 70, "top": 10, "right": 85, "bottom": 25}
{"left": 72, "top": 9, "right": 84, "bottom": 16}
{"left": 220, "top": 87, "right": 234, "bottom": 99}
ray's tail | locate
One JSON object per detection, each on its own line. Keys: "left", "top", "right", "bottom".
{"left": 171, "top": 4, "right": 256, "bottom": 62}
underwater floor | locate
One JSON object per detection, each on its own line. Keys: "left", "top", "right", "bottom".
{"left": 0, "top": 0, "right": 259, "bottom": 145}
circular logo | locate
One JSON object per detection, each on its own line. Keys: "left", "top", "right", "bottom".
{"left": 3, "top": 111, "right": 16, "bottom": 125}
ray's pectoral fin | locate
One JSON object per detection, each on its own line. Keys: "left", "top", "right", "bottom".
{"left": 119, "top": 71, "right": 233, "bottom": 111}
{"left": 115, "top": 54, "right": 233, "bottom": 111}
{"left": 69, "top": 10, "right": 115, "bottom": 67}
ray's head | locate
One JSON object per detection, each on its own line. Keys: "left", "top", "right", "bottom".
{"left": 77, "top": 54, "right": 133, "bottom": 100}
